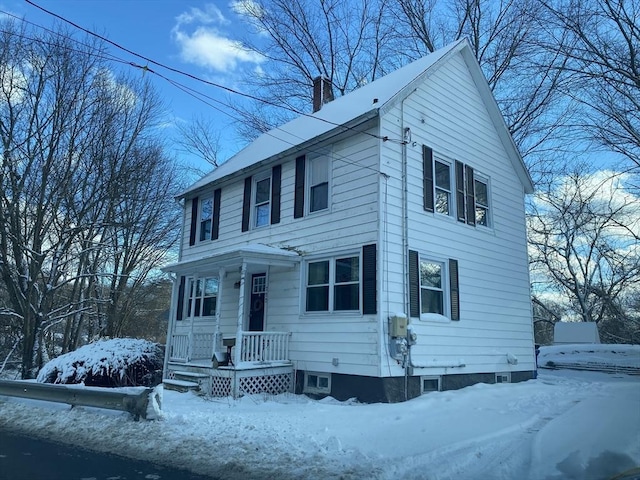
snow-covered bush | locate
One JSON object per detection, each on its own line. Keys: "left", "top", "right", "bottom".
{"left": 37, "top": 338, "right": 164, "bottom": 387}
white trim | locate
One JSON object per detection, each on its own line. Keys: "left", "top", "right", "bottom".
{"left": 303, "top": 371, "right": 331, "bottom": 395}
{"left": 420, "top": 376, "right": 441, "bottom": 394}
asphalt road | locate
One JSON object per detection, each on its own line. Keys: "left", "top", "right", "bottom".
{"left": 0, "top": 429, "right": 218, "bottom": 480}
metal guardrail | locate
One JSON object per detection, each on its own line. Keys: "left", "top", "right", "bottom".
{"left": 0, "top": 380, "right": 162, "bottom": 421}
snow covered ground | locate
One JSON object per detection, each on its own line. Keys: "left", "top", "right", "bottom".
{"left": 1, "top": 344, "right": 639, "bottom": 480}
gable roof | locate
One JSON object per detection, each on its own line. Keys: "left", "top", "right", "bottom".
{"left": 183, "top": 39, "right": 533, "bottom": 197}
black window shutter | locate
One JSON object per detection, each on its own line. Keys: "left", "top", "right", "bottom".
{"left": 465, "top": 165, "right": 476, "bottom": 226}
{"left": 271, "top": 164, "right": 281, "bottom": 224}
{"left": 362, "top": 244, "right": 377, "bottom": 314}
{"left": 409, "top": 250, "right": 420, "bottom": 318}
{"left": 189, "top": 197, "right": 198, "bottom": 246}
{"left": 455, "top": 161, "right": 466, "bottom": 222}
{"left": 294, "top": 155, "right": 305, "bottom": 218}
{"left": 423, "top": 146, "right": 434, "bottom": 212}
{"left": 449, "top": 259, "right": 460, "bottom": 320}
{"left": 212, "top": 188, "right": 221, "bottom": 240}
{"left": 242, "top": 176, "right": 252, "bottom": 232}
{"left": 176, "top": 276, "right": 186, "bottom": 321}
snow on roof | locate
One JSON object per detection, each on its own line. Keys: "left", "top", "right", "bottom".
{"left": 162, "top": 243, "right": 300, "bottom": 273}
{"left": 182, "top": 39, "right": 467, "bottom": 197}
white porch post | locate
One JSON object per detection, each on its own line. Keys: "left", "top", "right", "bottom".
{"left": 215, "top": 268, "right": 225, "bottom": 353}
{"left": 162, "top": 274, "right": 180, "bottom": 378}
{"left": 187, "top": 275, "right": 198, "bottom": 362}
{"left": 235, "top": 262, "right": 247, "bottom": 366}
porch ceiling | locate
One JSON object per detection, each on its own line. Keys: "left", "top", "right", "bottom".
{"left": 162, "top": 243, "right": 300, "bottom": 275}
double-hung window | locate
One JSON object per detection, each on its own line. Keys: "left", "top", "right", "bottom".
{"left": 474, "top": 178, "right": 490, "bottom": 227}
{"left": 254, "top": 174, "right": 271, "bottom": 228}
{"left": 186, "top": 277, "right": 219, "bottom": 317}
{"left": 309, "top": 156, "right": 329, "bottom": 213}
{"left": 420, "top": 259, "right": 446, "bottom": 315}
{"left": 409, "top": 250, "right": 460, "bottom": 321}
{"left": 434, "top": 160, "right": 452, "bottom": 215}
{"left": 199, "top": 197, "right": 213, "bottom": 241}
{"left": 306, "top": 255, "right": 360, "bottom": 312}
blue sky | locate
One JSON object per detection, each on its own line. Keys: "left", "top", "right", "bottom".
{"left": 1, "top": 1, "right": 264, "bottom": 169}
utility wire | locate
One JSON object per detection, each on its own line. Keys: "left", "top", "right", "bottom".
{"left": 24, "top": 0, "right": 401, "bottom": 145}
{"left": 1, "top": 12, "right": 386, "bottom": 175}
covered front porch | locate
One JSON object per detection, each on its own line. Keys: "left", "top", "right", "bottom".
{"left": 162, "top": 244, "right": 300, "bottom": 397}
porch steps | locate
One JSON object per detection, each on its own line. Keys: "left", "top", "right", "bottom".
{"left": 163, "top": 379, "right": 201, "bottom": 393}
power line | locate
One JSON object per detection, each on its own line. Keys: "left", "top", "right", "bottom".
{"left": 0, "top": 12, "right": 385, "bottom": 175}
{"left": 24, "top": 0, "right": 400, "bottom": 145}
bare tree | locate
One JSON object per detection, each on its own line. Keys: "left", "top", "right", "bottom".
{"left": 0, "top": 21, "right": 180, "bottom": 377}
{"left": 528, "top": 169, "right": 640, "bottom": 342}
{"left": 231, "top": 0, "right": 397, "bottom": 138}
{"left": 175, "top": 115, "right": 222, "bottom": 175}
{"left": 541, "top": 0, "right": 640, "bottom": 170}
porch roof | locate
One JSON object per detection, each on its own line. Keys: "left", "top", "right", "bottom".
{"left": 162, "top": 244, "right": 300, "bottom": 274}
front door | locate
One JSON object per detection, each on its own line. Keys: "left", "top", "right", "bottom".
{"left": 248, "top": 273, "right": 266, "bottom": 331}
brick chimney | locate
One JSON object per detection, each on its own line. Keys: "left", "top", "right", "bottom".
{"left": 312, "top": 76, "right": 334, "bottom": 113}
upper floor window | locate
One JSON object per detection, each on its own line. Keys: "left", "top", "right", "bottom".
{"left": 306, "top": 255, "right": 360, "bottom": 312}
{"left": 422, "top": 146, "right": 491, "bottom": 229}
{"left": 254, "top": 174, "right": 271, "bottom": 227}
{"left": 189, "top": 189, "right": 221, "bottom": 245}
{"left": 186, "top": 277, "right": 218, "bottom": 317}
{"left": 434, "top": 160, "right": 451, "bottom": 215}
{"left": 474, "top": 178, "right": 490, "bottom": 227}
{"left": 309, "top": 156, "right": 329, "bottom": 213}
{"left": 199, "top": 197, "right": 213, "bottom": 241}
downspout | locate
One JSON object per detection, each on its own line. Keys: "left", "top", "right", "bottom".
{"left": 401, "top": 96, "right": 412, "bottom": 401}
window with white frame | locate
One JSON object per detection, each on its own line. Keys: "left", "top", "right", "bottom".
{"left": 306, "top": 255, "right": 360, "bottom": 312}
{"left": 309, "top": 155, "right": 329, "bottom": 213}
{"left": 304, "top": 371, "right": 331, "bottom": 394}
{"left": 199, "top": 196, "right": 213, "bottom": 241}
{"left": 254, "top": 173, "right": 271, "bottom": 227}
{"left": 420, "top": 259, "right": 446, "bottom": 316}
{"left": 474, "top": 177, "right": 490, "bottom": 227}
{"left": 186, "top": 277, "right": 218, "bottom": 317}
{"left": 434, "top": 159, "right": 452, "bottom": 215}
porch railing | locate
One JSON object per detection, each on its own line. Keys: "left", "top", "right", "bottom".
{"left": 239, "top": 331, "right": 291, "bottom": 363}
{"left": 170, "top": 331, "right": 291, "bottom": 365}
{"left": 169, "top": 334, "right": 190, "bottom": 362}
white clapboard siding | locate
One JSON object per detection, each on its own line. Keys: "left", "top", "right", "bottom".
{"left": 177, "top": 125, "right": 381, "bottom": 374}
{"left": 379, "top": 50, "right": 535, "bottom": 374}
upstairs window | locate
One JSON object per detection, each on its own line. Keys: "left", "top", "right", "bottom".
{"left": 186, "top": 277, "right": 218, "bottom": 317}
{"left": 474, "top": 178, "right": 490, "bottom": 227}
{"left": 199, "top": 197, "right": 213, "bottom": 241}
{"left": 189, "top": 189, "right": 221, "bottom": 245}
{"left": 309, "top": 156, "right": 329, "bottom": 212}
{"left": 254, "top": 174, "right": 271, "bottom": 228}
{"left": 434, "top": 160, "right": 452, "bottom": 215}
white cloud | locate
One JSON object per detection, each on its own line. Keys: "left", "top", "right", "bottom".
{"left": 172, "top": 5, "right": 263, "bottom": 74}
{"left": 175, "top": 5, "right": 228, "bottom": 27}
{"left": 173, "top": 27, "right": 262, "bottom": 72}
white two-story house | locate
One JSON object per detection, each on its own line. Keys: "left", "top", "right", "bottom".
{"left": 162, "top": 39, "right": 536, "bottom": 402}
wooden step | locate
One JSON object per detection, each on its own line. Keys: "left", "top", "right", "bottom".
{"left": 173, "top": 371, "right": 209, "bottom": 378}
{"left": 163, "top": 379, "right": 200, "bottom": 393}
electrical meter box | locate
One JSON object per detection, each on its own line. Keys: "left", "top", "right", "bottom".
{"left": 390, "top": 314, "right": 408, "bottom": 337}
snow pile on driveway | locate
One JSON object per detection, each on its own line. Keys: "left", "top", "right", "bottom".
{"left": 36, "top": 338, "right": 164, "bottom": 387}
